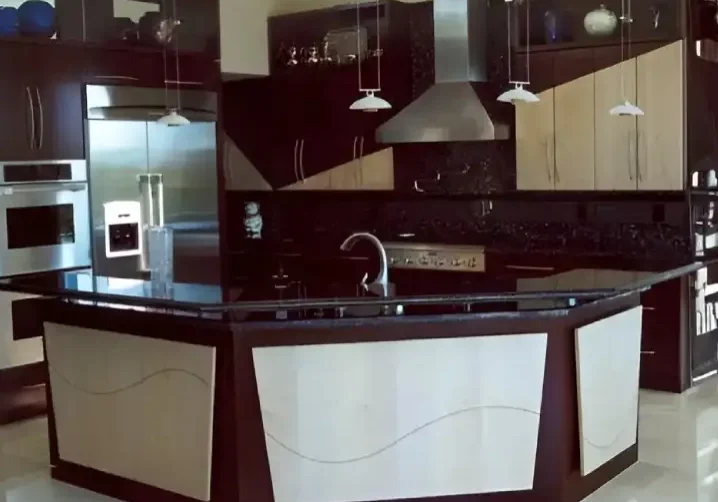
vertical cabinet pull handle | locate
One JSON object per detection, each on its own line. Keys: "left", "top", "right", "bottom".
{"left": 544, "top": 140, "right": 552, "bottom": 182}
{"left": 359, "top": 136, "right": 365, "bottom": 188}
{"left": 636, "top": 130, "right": 643, "bottom": 182}
{"left": 627, "top": 130, "right": 634, "bottom": 181}
{"left": 299, "top": 139, "right": 306, "bottom": 183}
{"left": 25, "top": 87, "right": 35, "bottom": 150}
{"left": 293, "top": 139, "right": 299, "bottom": 183}
{"left": 35, "top": 87, "right": 44, "bottom": 150}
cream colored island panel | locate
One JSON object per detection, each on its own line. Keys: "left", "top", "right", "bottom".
{"left": 44, "top": 323, "right": 217, "bottom": 501}
{"left": 575, "top": 306, "right": 642, "bottom": 476}
{"left": 252, "top": 333, "right": 548, "bottom": 502}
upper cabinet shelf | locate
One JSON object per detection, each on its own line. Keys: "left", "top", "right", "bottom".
{"left": 0, "top": 0, "right": 219, "bottom": 56}
{"left": 513, "top": 0, "right": 681, "bottom": 53}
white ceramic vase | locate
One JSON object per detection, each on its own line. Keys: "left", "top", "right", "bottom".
{"left": 584, "top": 5, "right": 618, "bottom": 36}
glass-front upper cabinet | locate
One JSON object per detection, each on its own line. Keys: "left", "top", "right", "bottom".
{"left": 1, "top": 0, "right": 218, "bottom": 54}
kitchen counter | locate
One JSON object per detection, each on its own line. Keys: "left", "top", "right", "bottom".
{"left": 5, "top": 261, "right": 702, "bottom": 502}
{"left": 0, "top": 262, "right": 701, "bottom": 318}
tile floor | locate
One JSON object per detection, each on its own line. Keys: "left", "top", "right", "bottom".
{"left": 4, "top": 379, "right": 718, "bottom": 501}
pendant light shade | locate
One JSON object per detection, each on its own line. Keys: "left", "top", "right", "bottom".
{"left": 158, "top": 109, "right": 191, "bottom": 126}
{"left": 497, "top": 83, "right": 540, "bottom": 104}
{"left": 350, "top": 0, "right": 391, "bottom": 111}
{"left": 350, "top": 90, "right": 392, "bottom": 112}
{"left": 609, "top": 100, "right": 644, "bottom": 116}
{"left": 499, "top": 0, "right": 540, "bottom": 105}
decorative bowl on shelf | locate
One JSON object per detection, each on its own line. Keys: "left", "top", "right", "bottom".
{"left": 583, "top": 5, "right": 618, "bottom": 37}
{"left": 17, "top": 0, "right": 54, "bottom": 38}
{"left": 0, "top": 7, "right": 18, "bottom": 36}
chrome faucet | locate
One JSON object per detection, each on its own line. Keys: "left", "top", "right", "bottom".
{"left": 340, "top": 232, "right": 389, "bottom": 297}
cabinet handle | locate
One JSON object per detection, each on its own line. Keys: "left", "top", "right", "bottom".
{"left": 359, "top": 136, "right": 365, "bottom": 188}
{"left": 35, "top": 87, "right": 44, "bottom": 150}
{"left": 25, "top": 87, "right": 35, "bottom": 150}
{"left": 293, "top": 139, "right": 300, "bottom": 183}
{"left": 352, "top": 136, "right": 358, "bottom": 161}
{"left": 93, "top": 75, "right": 139, "bottom": 81}
{"left": 637, "top": 130, "right": 644, "bottom": 182}
{"left": 627, "top": 130, "right": 634, "bottom": 181}
{"left": 299, "top": 139, "right": 306, "bottom": 183}
{"left": 164, "top": 80, "right": 203, "bottom": 86}
{"left": 641, "top": 351, "right": 656, "bottom": 355}
{"left": 544, "top": 140, "right": 552, "bottom": 182}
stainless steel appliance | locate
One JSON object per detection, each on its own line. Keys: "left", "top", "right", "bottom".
{"left": 0, "top": 160, "right": 90, "bottom": 277}
{"left": 86, "top": 85, "right": 219, "bottom": 282}
{"left": 375, "top": 0, "right": 511, "bottom": 143}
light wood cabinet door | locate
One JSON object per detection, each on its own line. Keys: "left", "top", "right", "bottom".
{"left": 282, "top": 147, "right": 394, "bottom": 191}
{"left": 554, "top": 74, "right": 596, "bottom": 190}
{"left": 516, "top": 89, "right": 555, "bottom": 190}
{"left": 595, "top": 59, "right": 639, "bottom": 190}
{"left": 637, "top": 40, "right": 684, "bottom": 191}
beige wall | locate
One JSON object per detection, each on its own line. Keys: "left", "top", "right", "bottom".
{"left": 221, "top": 0, "right": 279, "bottom": 76}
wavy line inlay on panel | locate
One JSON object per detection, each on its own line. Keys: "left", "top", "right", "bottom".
{"left": 49, "top": 365, "right": 210, "bottom": 395}
{"left": 265, "top": 405, "right": 540, "bottom": 464}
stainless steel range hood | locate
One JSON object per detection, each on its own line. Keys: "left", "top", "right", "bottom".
{"left": 376, "top": 0, "right": 511, "bottom": 143}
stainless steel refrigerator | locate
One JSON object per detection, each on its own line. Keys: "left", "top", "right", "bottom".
{"left": 85, "top": 85, "right": 220, "bottom": 283}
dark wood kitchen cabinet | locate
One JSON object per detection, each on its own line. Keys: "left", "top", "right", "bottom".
{"left": 85, "top": 47, "right": 218, "bottom": 90}
{"left": 0, "top": 42, "right": 84, "bottom": 161}
{"left": 224, "top": 0, "right": 413, "bottom": 190}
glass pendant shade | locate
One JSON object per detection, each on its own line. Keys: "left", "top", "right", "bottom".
{"left": 157, "top": 109, "right": 191, "bottom": 126}
{"left": 497, "top": 83, "right": 540, "bottom": 104}
{"left": 350, "top": 90, "right": 392, "bottom": 112}
{"left": 609, "top": 100, "right": 644, "bottom": 116}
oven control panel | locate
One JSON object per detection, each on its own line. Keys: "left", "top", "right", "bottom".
{"left": 385, "top": 243, "right": 486, "bottom": 273}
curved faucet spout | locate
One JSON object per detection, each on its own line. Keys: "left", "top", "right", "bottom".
{"left": 340, "top": 232, "right": 389, "bottom": 297}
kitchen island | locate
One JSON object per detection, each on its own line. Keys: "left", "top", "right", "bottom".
{"left": 0, "top": 263, "right": 701, "bottom": 502}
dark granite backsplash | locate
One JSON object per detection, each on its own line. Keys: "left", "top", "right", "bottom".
{"left": 393, "top": 142, "right": 516, "bottom": 193}
{"left": 228, "top": 193, "right": 691, "bottom": 261}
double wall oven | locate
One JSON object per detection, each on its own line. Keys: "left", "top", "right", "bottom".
{"left": 0, "top": 160, "right": 90, "bottom": 277}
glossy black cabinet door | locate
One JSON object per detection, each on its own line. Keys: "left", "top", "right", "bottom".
{"left": 0, "top": 43, "right": 36, "bottom": 161}
{"left": 31, "top": 44, "right": 85, "bottom": 160}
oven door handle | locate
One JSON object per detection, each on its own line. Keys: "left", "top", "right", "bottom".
{"left": 0, "top": 182, "right": 87, "bottom": 195}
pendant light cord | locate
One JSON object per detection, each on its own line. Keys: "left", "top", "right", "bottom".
{"left": 375, "top": 0, "right": 381, "bottom": 91}
{"left": 355, "top": 0, "right": 382, "bottom": 93}
{"left": 173, "top": 0, "right": 182, "bottom": 112}
{"left": 356, "top": 0, "right": 363, "bottom": 92}
{"left": 506, "top": 1, "right": 512, "bottom": 83}
{"left": 526, "top": 0, "right": 530, "bottom": 84}
{"left": 620, "top": 0, "right": 625, "bottom": 100}
{"left": 162, "top": 0, "right": 169, "bottom": 111}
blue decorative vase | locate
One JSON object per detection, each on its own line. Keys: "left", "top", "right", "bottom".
{"left": 0, "top": 7, "right": 18, "bottom": 36}
{"left": 18, "top": 0, "right": 55, "bottom": 38}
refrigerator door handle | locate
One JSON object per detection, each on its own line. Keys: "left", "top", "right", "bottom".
{"left": 137, "top": 173, "right": 165, "bottom": 228}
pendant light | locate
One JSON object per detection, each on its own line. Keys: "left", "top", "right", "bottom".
{"left": 609, "top": 0, "right": 644, "bottom": 116}
{"left": 498, "top": 0, "right": 540, "bottom": 104}
{"left": 158, "top": 0, "right": 190, "bottom": 126}
{"left": 350, "top": 0, "right": 391, "bottom": 112}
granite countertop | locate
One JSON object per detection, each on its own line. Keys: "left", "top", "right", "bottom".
{"left": 0, "top": 262, "right": 703, "bottom": 320}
